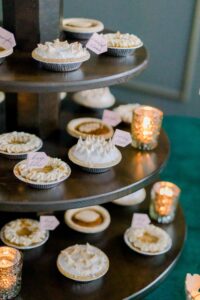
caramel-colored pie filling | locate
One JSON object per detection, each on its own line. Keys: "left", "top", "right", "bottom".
{"left": 138, "top": 232, "right": 159, "bottom": 244}
{"left": 76, "top": 122, "right": 110, "bottom": 135}
{"left": 72, "top": 209, "right": 104, "bottom": 227}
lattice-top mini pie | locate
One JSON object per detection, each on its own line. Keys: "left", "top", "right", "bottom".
{"left": 1, "top": 219, "right": 49, "bottom": 249}
{"left": 57, "top": 243, "right": 109, "bottom": 281}
{"left": 0, "top": 131, "right": 42, "bottom": 157}
{"left": 65, "top": 205, "right": 111, "bottom": 233}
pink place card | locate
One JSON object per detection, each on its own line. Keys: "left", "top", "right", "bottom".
{"left": 131, "top": 213, "right": 151, "bottom": 228}
{"left": 102, "top": 109, "right": 121, "bottom": 127}
{"left": 86, "top": 33, "right": 107, "bottom": 54}
{"left": 40, "top": 216, "right": 60, "bottom": 231}
{"left": 112, "top": 129, "right": 132, "bottom": 147}
{"left": 0, "top": 27, "right": 16, "bottom": 49}
{"left": 27, "top": 152, "right": 48, "bottom": 168}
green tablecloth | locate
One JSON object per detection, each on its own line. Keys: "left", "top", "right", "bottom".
{"left": 144, "top": 116, "right": 200, "bottom": 300}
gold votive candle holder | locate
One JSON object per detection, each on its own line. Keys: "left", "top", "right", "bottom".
{"left": 149, "top": 181, "right": 181, "bottom": 223}
{"left": 0, "top": 246, "right": 23, "bottom": 299}
{"left": 131, "top": 106, "right": 163, "bottom": 150}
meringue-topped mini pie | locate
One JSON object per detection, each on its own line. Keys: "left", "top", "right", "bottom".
{"left": 68, "top": 136, "right": 122, "bottom": 172}
{"left": 124, "top": 224, "right": 172, "bottom": 255}
{"left": 32, "top": 39, "right": 90, "bottom": 71}
{"left": 0, "top": 131, "right": 42, "bottom": 158}
{"left": 14, "top": 157, "right": 71, "bottom": 188}
{"left": 65, "top": 205, "right": 111, "bottom": 233}
{"left": 72, "top": 87, "right": 116, "bottom": 109}
{"left": 57, "top": 243, "right": 109, "bottom": 281}
{"left": 1, "top": 219, "right": 49, "bottom": 249}
{"left": 67, "top": 117, "right": 113, "bottom": 139}
{"left": 104, "top": 31, "right": 143, "bottom": 49}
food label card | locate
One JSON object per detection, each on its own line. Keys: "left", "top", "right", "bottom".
{"left": 40, "top": 216, "right": 60, "bottom": 231}
{"left": 131, "top": 213, "right": 151, "bottom": 228}
{"left": 0, "top": 27, "right": 16, "bottom": 49}
{"left": 102, "top": 109, "right": 121, "bottom": 127}
{"left": 27, "top": 152, "right": 48, "bottom": 168}
{"left": 112, "top": 129, "right": 132, "bottom": 147}
{"left": 86, "top": 33, "right": 107, "bottom": 54}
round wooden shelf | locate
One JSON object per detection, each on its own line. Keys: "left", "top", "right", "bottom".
{"left": 0, "top": 189, "right": 186, "bottom": 300}
{"left": 0, "top": 46, "right": 148, "bottom": 93}
{"left": 0, "top": 100, "right": 169, "bottom": 212}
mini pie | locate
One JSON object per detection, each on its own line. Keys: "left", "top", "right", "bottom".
{"left": 68, "top": 136, "right": 122, "bottom": 172}
{"left": 0, "top": 131, "right": 42, "bottom": 155}
{"left": 32, "top": 39, "right": 90, "bottom": 71}
{"left": 1, "top": 219, "right": 48, "bottom": 248}
{"left": 104, "top": 31, "right": 143, "bottom": 49}
{"left": 0, "top": 46, "right": 13, "bottom": 63}
{"left": 125, "top": 224, "right": 172, "bottom": 254}
{"left": 63, "top": 18, "right": 104, "bottom": 34}
{"left": 72, "top": 87, "right": 115, "bottom": 109}
{"left": 67, "top": 117, "right": 114, "bottom": 139}
{"left": 57, "top": 243, "right": 109, "bottom": 281}
{"left": 64, "top": 205, "right": 111, "bottom": 233}
{"left": 14, "top": 157, "right": 71, "bottom": 186}
{"left": 112, "top": 188, "right": 146, "bottom": 206}
{"left": 114, "top": 104, "right": 140, "bottom": 124}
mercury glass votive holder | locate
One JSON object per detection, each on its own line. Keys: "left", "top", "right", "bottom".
{"left": 0, "top": 247, "right": 23, "bottom": 300}
{"left": 149, "top": 181, "right": 181, "bottom": 223}
{"left": 131, "top": 106, "right": 163, "bottom": 150}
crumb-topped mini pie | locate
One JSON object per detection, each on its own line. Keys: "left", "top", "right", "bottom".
{"left": 67, "top": 117, "right": 113, "bottom": 139}
{"left": 57, "top": 243, "right": 109, "bottom": 281}
{"left": 64, "top": 205, "right": 111, "bottom": 233}
{"left": 68, "top": 136, "right": 122, "bottom": 173}
{"left": 1, "top": 219, "right": 49, "bottom": 249}
{"left": 124, "top": 224, "right": 172, "bottom": 255}
{"left": 63, "top": 18, "right": 104, "bottom": 39}
{"left": 72, "top": 87, "right": 115, "bottom": 109}
{"left": 103, "top": 31, "right": 143, "bottom": 56}
{"left": 0, "top": 131, "right": 42, "bottom": 159}
{"left": 114, "top": 104, "right": 140, "bottom": 124}
{"left": 32, "top": 39, "right": 90, "bottom": 72}
{"left": 14, "top": 157, "right": 71, "bottom": 189}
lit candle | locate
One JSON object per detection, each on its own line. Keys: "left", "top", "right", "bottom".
{"left": 149, "top": 181, "right": 181, "bottom": 223}
{"left": 131, "top": 106, "right": 163, "bottom": 150}
{"left": 0, "top": 247, "right": 23, "bottom": 299}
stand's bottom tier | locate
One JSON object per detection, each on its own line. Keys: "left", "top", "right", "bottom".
{"left": 0, "top": 187, "right": 186, "bottom": 300}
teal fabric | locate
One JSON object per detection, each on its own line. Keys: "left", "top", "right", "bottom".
{"left": 143, "top": 116, "right": 200, "bottom": 300}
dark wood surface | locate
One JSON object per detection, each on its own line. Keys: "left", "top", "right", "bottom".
{"left": 0, "top": 100, "right": 169, "bottom": 212}
{"left": 0, "top": 46, "right": 148, "bottom": 93}
{"left": 0, "top": 189, "right": 186, "bottom": 300}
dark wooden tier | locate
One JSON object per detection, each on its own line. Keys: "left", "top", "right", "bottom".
{"left": 0, "top": 189, "right": 186, "bottom": 300}
{"left": 0, "top": 46, "right": 147, "bottom": 93}
{"left": 0, "top": 101, "right": 169, "bottom": 212}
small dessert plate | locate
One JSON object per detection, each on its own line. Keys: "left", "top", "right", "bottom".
{"left": 64, "top": 205, "right": 111, "bottom": 233}
{"left": 66, "top": 117, "right": 114, "bottom": 139}
{"left": 124, "top": 227, "right": 172, "bottom": 256}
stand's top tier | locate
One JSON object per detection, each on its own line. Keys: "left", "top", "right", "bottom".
{"left": 1, "top": 0, "right": 148, "bottom": 93}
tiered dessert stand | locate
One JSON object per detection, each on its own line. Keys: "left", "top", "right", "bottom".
{"left": 0, "top": 1, "right": 186, "bottom": 299}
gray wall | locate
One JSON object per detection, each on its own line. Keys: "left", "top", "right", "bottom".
{"left": 64, "top": 0, "right": 200, "bottom": 117}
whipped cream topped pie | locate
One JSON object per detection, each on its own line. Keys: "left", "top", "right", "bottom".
{"left": 14, "top": 157, "right": 71, "bottom": 188}
{"left": 73, "top": 87, "right": 115, "bottom": 109}
{"left": 32, "top": 39, "right": 90, "bottom": 71}
{"left": 67, "top": 117, "right": 113, "bottom": 139}
{"left": 0, "top": 131, "right": 42, "bottom": 157}
{"left": 125, "top": 224, "right": 172, "bottom": 255}
{"left": 104, "top": 31, "right": 143, "bottom": 49}
{"left": 114, "top": 104, "right": 140, "bottom": 124}
{"left": 63, "top": 18, "right": 104, "bottom": 37}
{"left": 68, "top": 136, "right": 122, "bottom": 172}
{"left": 1, "top": 219, "right": 49, "bottom": 249}
{"left": 65, "top": 205, "right": 111, "bottom": 233}
{"left": 57, "top": 243, "right": 109, "bottom": 281}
